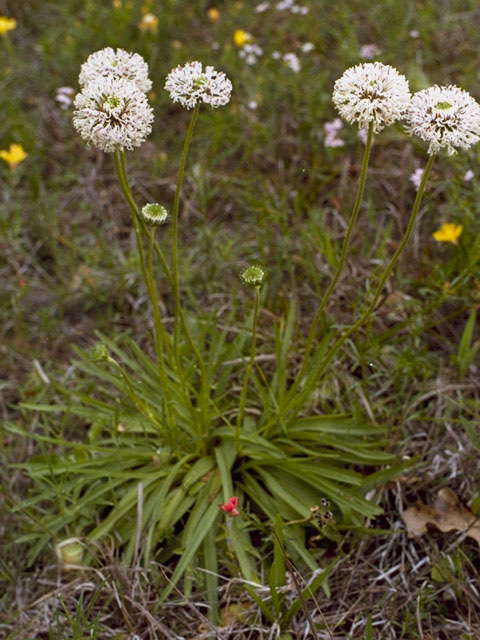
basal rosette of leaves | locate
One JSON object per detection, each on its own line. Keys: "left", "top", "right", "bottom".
{"left": 14, "top": 320, "right": 402, "bottom": 600}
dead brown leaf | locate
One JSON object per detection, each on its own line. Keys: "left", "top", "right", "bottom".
{"left": 401, "top": 487, "right": 480, "bottom": 547}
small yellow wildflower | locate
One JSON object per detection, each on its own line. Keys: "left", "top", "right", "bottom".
{"left": 112, "top": 0, "right": 122, "bottom": 8}
{"left": 0, "top": 143, "right": 27, "bottom": 169}
{"left": 233, "top": 29, "right": 253, "bottom": 47}
{"left": 207, "top": 7, "right": 220, "bottom": 22}
{"left": 0, "top": 16, "right": 16, "bottom": 36}
{"left": 433, "top": 222, "right": 463, "bottom": 245}
{"left": 139, "top": 12, "right": 159, "bottom": 33}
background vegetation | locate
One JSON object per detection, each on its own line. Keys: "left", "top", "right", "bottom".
{"left": 1, "top": 0, "right": 480, "bottom": 638}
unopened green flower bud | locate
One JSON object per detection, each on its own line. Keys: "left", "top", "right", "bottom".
{"left": 56, "top": 538, "right": 84, "bottom": 567}
{"left": 91, "top": 343, "right": 109, "bottom": 362}
{"left": 140, "top": 203, "right": 169, "bottom": 226}
{"left": 241, "top": 265, "right": 265, "bottom": 287}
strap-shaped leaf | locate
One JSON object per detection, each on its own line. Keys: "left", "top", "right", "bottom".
{"left": 159, "top": 498, "right": 220, "bottom": 601}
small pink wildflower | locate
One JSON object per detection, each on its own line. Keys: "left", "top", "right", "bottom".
{"left": 410, "top": 167, "right": 424, "bottom": 190}
{"left": 360, "top": 43, "right": 381, "bottom": 60}
{"left": 324, "top": 118, "right": 345, "bottom": 147}
{"left": 464, "top": 169, "right": 474, "bottom": 182}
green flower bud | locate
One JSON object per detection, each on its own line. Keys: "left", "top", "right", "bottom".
{"left": 241, "top": 265, "right": 265, "bottom": 287}
{"left": 91, "top": 343, "right": 109, "bottom": 362}
{"left": 56, "top": 538, "right": 84, "bottom": 567}
{"left": 140, "top": 203, "right": 169, "bottom": 226}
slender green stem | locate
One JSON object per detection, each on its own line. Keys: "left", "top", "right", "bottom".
{"left": 172, "top": 103, "right": 200, "bottom": 362}
{"left": 286, "top": 153, "right": 437, "bottom": 418}
{"left": 146, "top": 228, "right": 168, "bottom": 363}
{"left": 236, "top": 286, "right": 260, "bottom": 447}
{"left": 118, "top": 152, "right": 175, "bottom": 286}
{"left": 114, "top": 151, "right": 149, "bottom": 289}
{"left": 114, "top": 152, "right": 169, "bottom": 370}
{"left": 152, "top": 241, "right": 174, "bottom": 289}
{"left": 112, "top": 151, "right": 183, "bottom": 437}
{"left": 108, "top": 357, "right": 164, "bottom": 432}
{"left": 170, "top": 104, "right": 210, "bottom": 431}
{"left": 283, "top": 123, "right": 374, "bottom": 409}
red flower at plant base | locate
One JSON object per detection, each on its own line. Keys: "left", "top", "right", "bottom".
{"left": 220, "top": 496, "right": 240, "bottom": 517}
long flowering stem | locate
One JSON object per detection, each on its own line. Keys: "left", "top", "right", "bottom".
{"left": 236, "top": 286, "right": 260, "bottom": 448}
{"left": 172, "top": 104, "right": 200, "bottom": 360}
{"left": 146, "top": 227, "right": 173, "bottom": 361}
{"left": 114, "top": 152, "right": 168, "bottom": 363}
{"left": 112, "top": 150, "right": 181, "bottom": 438}
{"left": 285, "top": 153, "right": 436, "bottom": 419}
{"left": 170, "top": 104, "right": 211, "bottom": 431}
{"left": 283, "top": 122, "right": 374, "bottom": 409}
{"left": 108, "top": 355, "right": 164, "bottom": 432}
{"left": 115, "top": 151, "right": 208, "bottom": 438}
{"left": 119, "top": 153, "right": 179, "bottom": 370}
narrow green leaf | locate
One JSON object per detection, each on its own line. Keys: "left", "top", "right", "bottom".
{"left": 268, "top": 515, "right": 287, "bottom": 616}
{"left": 203, "top": 524, "right": 219, "bottom": 624}
{"left": 244, "top": 585, "right": 275, "bottom": 624}
{"left": 458, "top": 309, "right": 478, "bottom": 378}
{"left": 214, "top": 441, "right": 237, "bottom": 499}
{"left": 229, "top": 515, "right": 259, "bottom": 582}
{"left": 182, "top": 456, "right": 216, "bottom": 492}
{"left": 159, "top": 500, "right": 220, "bottom": 602}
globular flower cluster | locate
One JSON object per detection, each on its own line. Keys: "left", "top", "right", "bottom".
{"left": 73, "top": 76, "right": 153, "bottom": 153}
{"left": 79, "top": 47, "right": 152, "bottom": 93}
{"left": 332, "top": 63, "right": 480, "bottom": 156}
{"left": 405, "top": 85, "right": 480, "bottom": 155}
{"left": 241, "top": 265, "right": 265, "bottom": 287}
{"left": 140, "top": 203, "right": 169, "bottom": 226}
{"left": 164, "top": 61, "right": 232, "bottom": 109}
{"left": 332, "top": 62, "right": 411, "bottom": 133}
{"left": 73, "top": 48, "right": 154, "bottom": 153}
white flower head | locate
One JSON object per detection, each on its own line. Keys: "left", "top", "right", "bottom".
{"left": 283, "top": 52, "right": 301, "bottom": 73}
{"left": 301, "top": 42, "right": 315, "bottom": 53}
{"left": 73, "top": 77, "right": 154, "bottom": 153}
{"left": 405, "top": 85, "right": 480, "bottom": 155}
{"left": 140, "top": 203, "right": 169, "bottom": 226}
{"left": 239, "top": 44, "right": 263, "bottom": 66}
{"left": 241, "top": 265, "right": 265, "bottom": 287}
{"left": 332, "top": 62, "right": 411, "bottom": 133}
{"left": 79, "top": 47, "right": 152, "bottom": 93}
{"left": 164, "top": 61, "right": 232, "bottom": 109}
